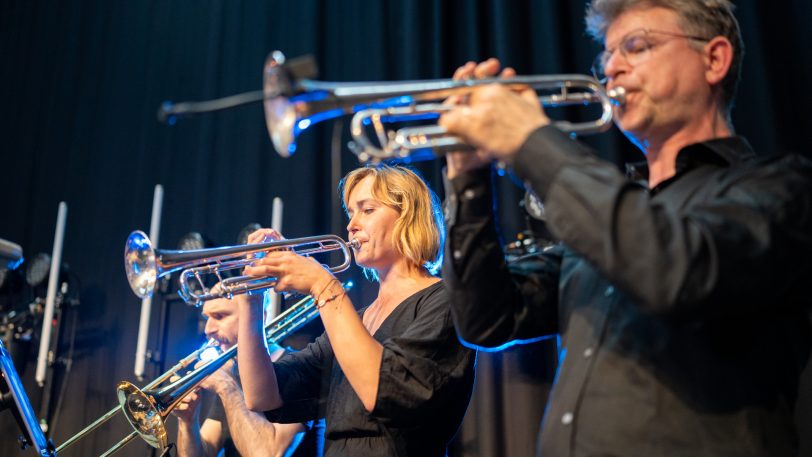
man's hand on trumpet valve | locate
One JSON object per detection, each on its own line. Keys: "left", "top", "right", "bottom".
{"left": 441, "top": 57, "right": 550, "bottom": 167}
{"left": 444, "top": 59, "right": 504, "bottom": 180}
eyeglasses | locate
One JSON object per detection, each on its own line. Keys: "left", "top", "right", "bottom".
{"left": 592, "top": 28, "right": 711, "bottom": 81}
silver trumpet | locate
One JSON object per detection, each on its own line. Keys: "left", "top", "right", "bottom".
{"left": 158, "top": 51, "right": 625, "bottom": 164}
{"left": 125, "top": 230, "right": 359, "bottom": 306}
{"left": 260, "top": 52, "right": 626, "bottom": 162}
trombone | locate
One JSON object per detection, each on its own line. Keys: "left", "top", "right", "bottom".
{"left": 57, "top": 283, "right": 351, "bottom": 455}
{"left": 125, "top": 230, "right": 359, "bottom": 306}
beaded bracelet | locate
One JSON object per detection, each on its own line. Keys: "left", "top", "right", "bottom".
{"left": 316, "top": 289, "right": 345, "bottom": 309}
{"left": 315, "top": 278, "right": 343, "bottom": 309}
{"left": 314, "top": 278, "right": 339, "bottom": 301}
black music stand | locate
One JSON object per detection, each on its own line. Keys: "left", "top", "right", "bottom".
{"left": 1, "top": 339, "right": 57, "bottom": 456}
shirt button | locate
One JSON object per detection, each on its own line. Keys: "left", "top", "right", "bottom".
{"left": 561, "top": 412, "right": 573, "bottom": 425}
{"left": 462, "top": 189, "right": 476, "bottom": 200}
{"left": 583, "top": 348, "right": 593, "bottom": 358}
{"left": 453, "top": 250, "right": 463, "bottom": 260}
{"left": 604, "top": 285, "right": 614, "bottom": 297}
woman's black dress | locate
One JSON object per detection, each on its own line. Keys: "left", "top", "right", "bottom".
{"left": 265, "top": 281, "right": 476, "bottom": 456}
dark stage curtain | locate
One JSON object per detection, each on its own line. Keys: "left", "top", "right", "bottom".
{"left": 1, "top": 1, "right": 810, "bottom": 456}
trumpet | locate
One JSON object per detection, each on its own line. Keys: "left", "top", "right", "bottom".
{"left": 158, "top": 51, "right": 625, "bottom": 164}
{"left": 260, "top": 52, "right": 626, "bottom": 162}
{"left": 58, "top": 283, "right": 351, "bottom": 455}
{"left": 125, "top": 230, "right": 359, "bottom": 306}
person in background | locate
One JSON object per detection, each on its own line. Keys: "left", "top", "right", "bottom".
{"left": 173, "top": 289, "right": 321, "bottom": 457}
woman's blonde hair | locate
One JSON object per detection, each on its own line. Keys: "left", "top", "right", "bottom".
{"left": 340, "top": 165, "right": 444, "bottom": 281}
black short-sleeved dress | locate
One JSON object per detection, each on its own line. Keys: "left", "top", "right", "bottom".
{"left": 264, "top": 281, "right": 476, "bottom": 457}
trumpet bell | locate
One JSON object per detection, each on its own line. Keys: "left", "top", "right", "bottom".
{"left": 262, "top": 51, "right": 323, "bottom": 157}
{"left": 124, "top": 230, "right": 158, "bottom": 299}
{"left": 264, "top": 96, "right": 298, "bottom": 158}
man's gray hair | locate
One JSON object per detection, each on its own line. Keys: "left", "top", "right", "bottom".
{"left": 585, "top": 0, "right": 744, "bottom": 118}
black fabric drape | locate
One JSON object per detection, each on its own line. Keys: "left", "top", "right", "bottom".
{"left": 1, "top": 1, "right": 810, "bottom": 456}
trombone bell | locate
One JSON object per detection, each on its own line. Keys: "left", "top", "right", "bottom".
{"left": 117, "top": 381, "right": 168, "bottom": 450}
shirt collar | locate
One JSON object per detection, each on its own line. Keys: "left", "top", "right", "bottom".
{"left": 624, "top": 136, "right": 755, "bottom": 181}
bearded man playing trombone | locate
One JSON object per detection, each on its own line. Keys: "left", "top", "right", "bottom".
{"left": 440, "top": 0, "right": 812, "bottom": 456}
{"left": 172, "top": 288, "right": 320, "bottom": 457}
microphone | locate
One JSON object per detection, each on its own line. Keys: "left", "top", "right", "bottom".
{"left": 157, "top": 52, "right": 318, "bottom": 124}
{"left": 157, "top": 90, "right": 265, "bottom": 124}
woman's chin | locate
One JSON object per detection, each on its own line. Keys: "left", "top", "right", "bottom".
{"left": 354, "top": 256, "right": 384, "bottom": 272}
{"left": 354, "top": 256, "right": 371, "bottom": 269}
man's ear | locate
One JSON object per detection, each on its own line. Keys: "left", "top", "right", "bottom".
{"left": 704, "top": 36, "right": 734, "bottom": 86}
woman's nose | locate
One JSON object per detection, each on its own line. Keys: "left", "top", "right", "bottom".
{"left": 346, "top": 215, "right": 359, "bottom": 234}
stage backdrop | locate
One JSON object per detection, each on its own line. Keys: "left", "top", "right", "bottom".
{"left": 1, "top": 1, "right": 810, "bottom": 456}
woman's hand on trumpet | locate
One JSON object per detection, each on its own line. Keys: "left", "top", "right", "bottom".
{"left": 441, "top": 57, "right": 550, "bottom": 167}
{"left": 245, "top": 250, "right": 336, "bottom": 297}
{"left": 244, "top": 228, "right": 336, "bottom": 297}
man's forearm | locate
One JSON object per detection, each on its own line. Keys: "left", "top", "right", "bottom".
{"left": 177, "top": 420, "right": 211, "bottom": 457}
{"left": 218, "top": 383, "right": 303, "bottom": 457}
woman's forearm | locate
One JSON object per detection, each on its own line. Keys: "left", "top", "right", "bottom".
{"left": 236, "top": 294, "right": 282, "bottom": 412}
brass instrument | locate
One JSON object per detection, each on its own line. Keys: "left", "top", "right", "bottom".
{"left": 260, "top": 52, "right": 626, "bottom": 162}
{"left": 57, "top": 283, "right": 351, "bottom": 455}
{"left": 125, "top": 230, "right": 359, "bottom": 306}
{"left": 158, "top": 51, "right": 626, "bottom": 164}
{"left": 55, "top": 338, "right": 216, "bottom": 456}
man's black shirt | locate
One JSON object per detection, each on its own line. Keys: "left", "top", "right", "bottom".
{"left": 444, "top": 126, "right": 812, "bottom": 457}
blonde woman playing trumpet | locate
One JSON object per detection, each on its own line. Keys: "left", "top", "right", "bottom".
{"left": 237, "top": 165, "right": 475, "bottom": 457}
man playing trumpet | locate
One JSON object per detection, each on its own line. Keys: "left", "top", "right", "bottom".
{"left": 441, "top": 0, "right": 812, "bottom": 456}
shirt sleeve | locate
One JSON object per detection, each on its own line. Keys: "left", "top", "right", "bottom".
{"left": 264, "top": 333, "right": 332, "bottom": 424}
{"left": 513, "top": 125, "right": 812, "bottom": 318}
{"left": 442, "top": 165, "right": 561, "bottom": 348}
{"left": 369, "top": 285, "right": 475, "bottom": 426}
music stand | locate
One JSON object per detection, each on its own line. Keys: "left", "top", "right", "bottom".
{"left": 1, "top": 339, "right": 56, "bottom": 456}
